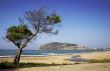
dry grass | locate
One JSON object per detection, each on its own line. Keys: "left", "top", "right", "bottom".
{"left": 80, "top": 51, "right": 110, "bottom": 61}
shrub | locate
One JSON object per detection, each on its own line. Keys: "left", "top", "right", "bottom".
{"left": 88, "top": 59, "right": 110, "bottom": 63}
{"left": 74, "top": 62, "right": 81, "bottom": 64}
{"left": 0, "top": 61, "right": 15, "bottom": 69}
{"left": 0, "top": 62, "right": 61, "bottom": 69}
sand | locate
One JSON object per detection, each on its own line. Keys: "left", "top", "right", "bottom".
{"left": 80, "top": 51, "right": 110, "bottom": 60}
{"left": 0, "top": 54, "right": 75, "bottom": 64}
{"left": 1, "top": 63, "right": 110, "bottom": 71}
{"left": 0, "top": 51, "right": 110, "bottom": 71}
{"left": 14, "top": 63, "right": 110, "bottom": 71}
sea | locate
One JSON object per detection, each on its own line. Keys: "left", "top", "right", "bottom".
{"left": 0, "top": 49, "right": 109, "bottom": 57}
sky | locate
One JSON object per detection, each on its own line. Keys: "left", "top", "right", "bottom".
{"left": 0, "top": 0, "right": 110, "bottom": 50}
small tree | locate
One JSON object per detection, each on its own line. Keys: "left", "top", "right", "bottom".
{"left": 6, "top": 8, "right": 61, "bottom": 64}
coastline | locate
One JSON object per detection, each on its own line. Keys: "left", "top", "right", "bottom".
{"left": 0, "top": 51, "right": 110, "bottom": 64}
{"left": 0, "top": 49, "right": 109, "bottom": 57}
{"left": 0, "top": 51, "right": 110, "bottom": 71}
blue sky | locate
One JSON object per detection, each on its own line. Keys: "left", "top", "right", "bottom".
{"left": 0, "top": 0, "right": 110, "bottom": 49}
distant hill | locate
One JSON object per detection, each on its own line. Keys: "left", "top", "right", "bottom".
{"left": 39, "top": 42, "right": 89, "bottom": 50}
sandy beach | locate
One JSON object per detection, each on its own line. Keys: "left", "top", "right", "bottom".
{"left": 80, "top": 51, "right": 110, "bottom": 60}
{"left": 0, "top": 54, "right": 75, "bottom": 64}
{"left": 0, "top": 51, "right": 110, "bottom": 71}
{"left": 10, "top": 63, "right": 110, "bottom": 71}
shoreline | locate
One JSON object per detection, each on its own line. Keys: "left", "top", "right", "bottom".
{"left": 0, "top": 51, "right": 110, "bottom": 71}
{"left": 0, "top": 49, "right": 109, "bottom": 55}
{"left": 0, "top": 51, "right": 110, "bottom": 64}
{"left": 0, "top": 50, "right": 109, "bottom": 58}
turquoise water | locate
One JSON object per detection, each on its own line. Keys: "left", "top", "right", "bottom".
{"left": 0, "top": 49, "right": 109, "bottom": 56}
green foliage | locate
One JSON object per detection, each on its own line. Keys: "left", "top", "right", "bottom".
{"left": 74, "top": 62, "right": 81, "bottom": 64}
{"left": 6, "top": 25, "right": 32, "bottom": 40}
{"left": 16, "top": 63, "right": 51, "bottom": 68}
{"left": 0, "top": 61, "right": 15, "bottom": 69}
{"left": 0, "top": 62, "right": 62, "bottom": 69}
{"left": 25, "top": 8, "right": 61, "bottom": 34}
{"left": 88, "top": 59, "right": 110, "bottom": 63}
{"left": 6, "top": 24, "right": 33, "bottom": 47}
{"left": 46, "top": 13, "right": 61, "bottom": 23}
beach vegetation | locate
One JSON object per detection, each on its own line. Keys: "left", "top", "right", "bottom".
{"left": 0, "top": 61, "right": 62, "bottom": 69}
{"left": 74, "top": 62, "right": 81, "bottom": 64}
{"left": 88, "top": 59, "right": 110, "bottom": 63}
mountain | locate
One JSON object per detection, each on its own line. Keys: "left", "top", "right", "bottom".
{"left": 39, "top": 42, "right": 89, "bottom": 50}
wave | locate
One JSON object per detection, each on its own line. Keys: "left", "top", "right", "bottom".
{"left": 0, "top": 55, "right": 14, "bottom": 58}
{"left": 0, "top": 53, "right": 65, "bottom": 58}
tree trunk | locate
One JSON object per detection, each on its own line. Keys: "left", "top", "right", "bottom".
{"left": 14, "top": 48, "right": 22, "bottom": 64}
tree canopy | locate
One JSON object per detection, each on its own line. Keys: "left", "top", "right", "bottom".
{"left": 6, "top": 7, "right": 61, "bottom": 64}
{"left": 6, "top": 25, "right": 33, "bottom": 48}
